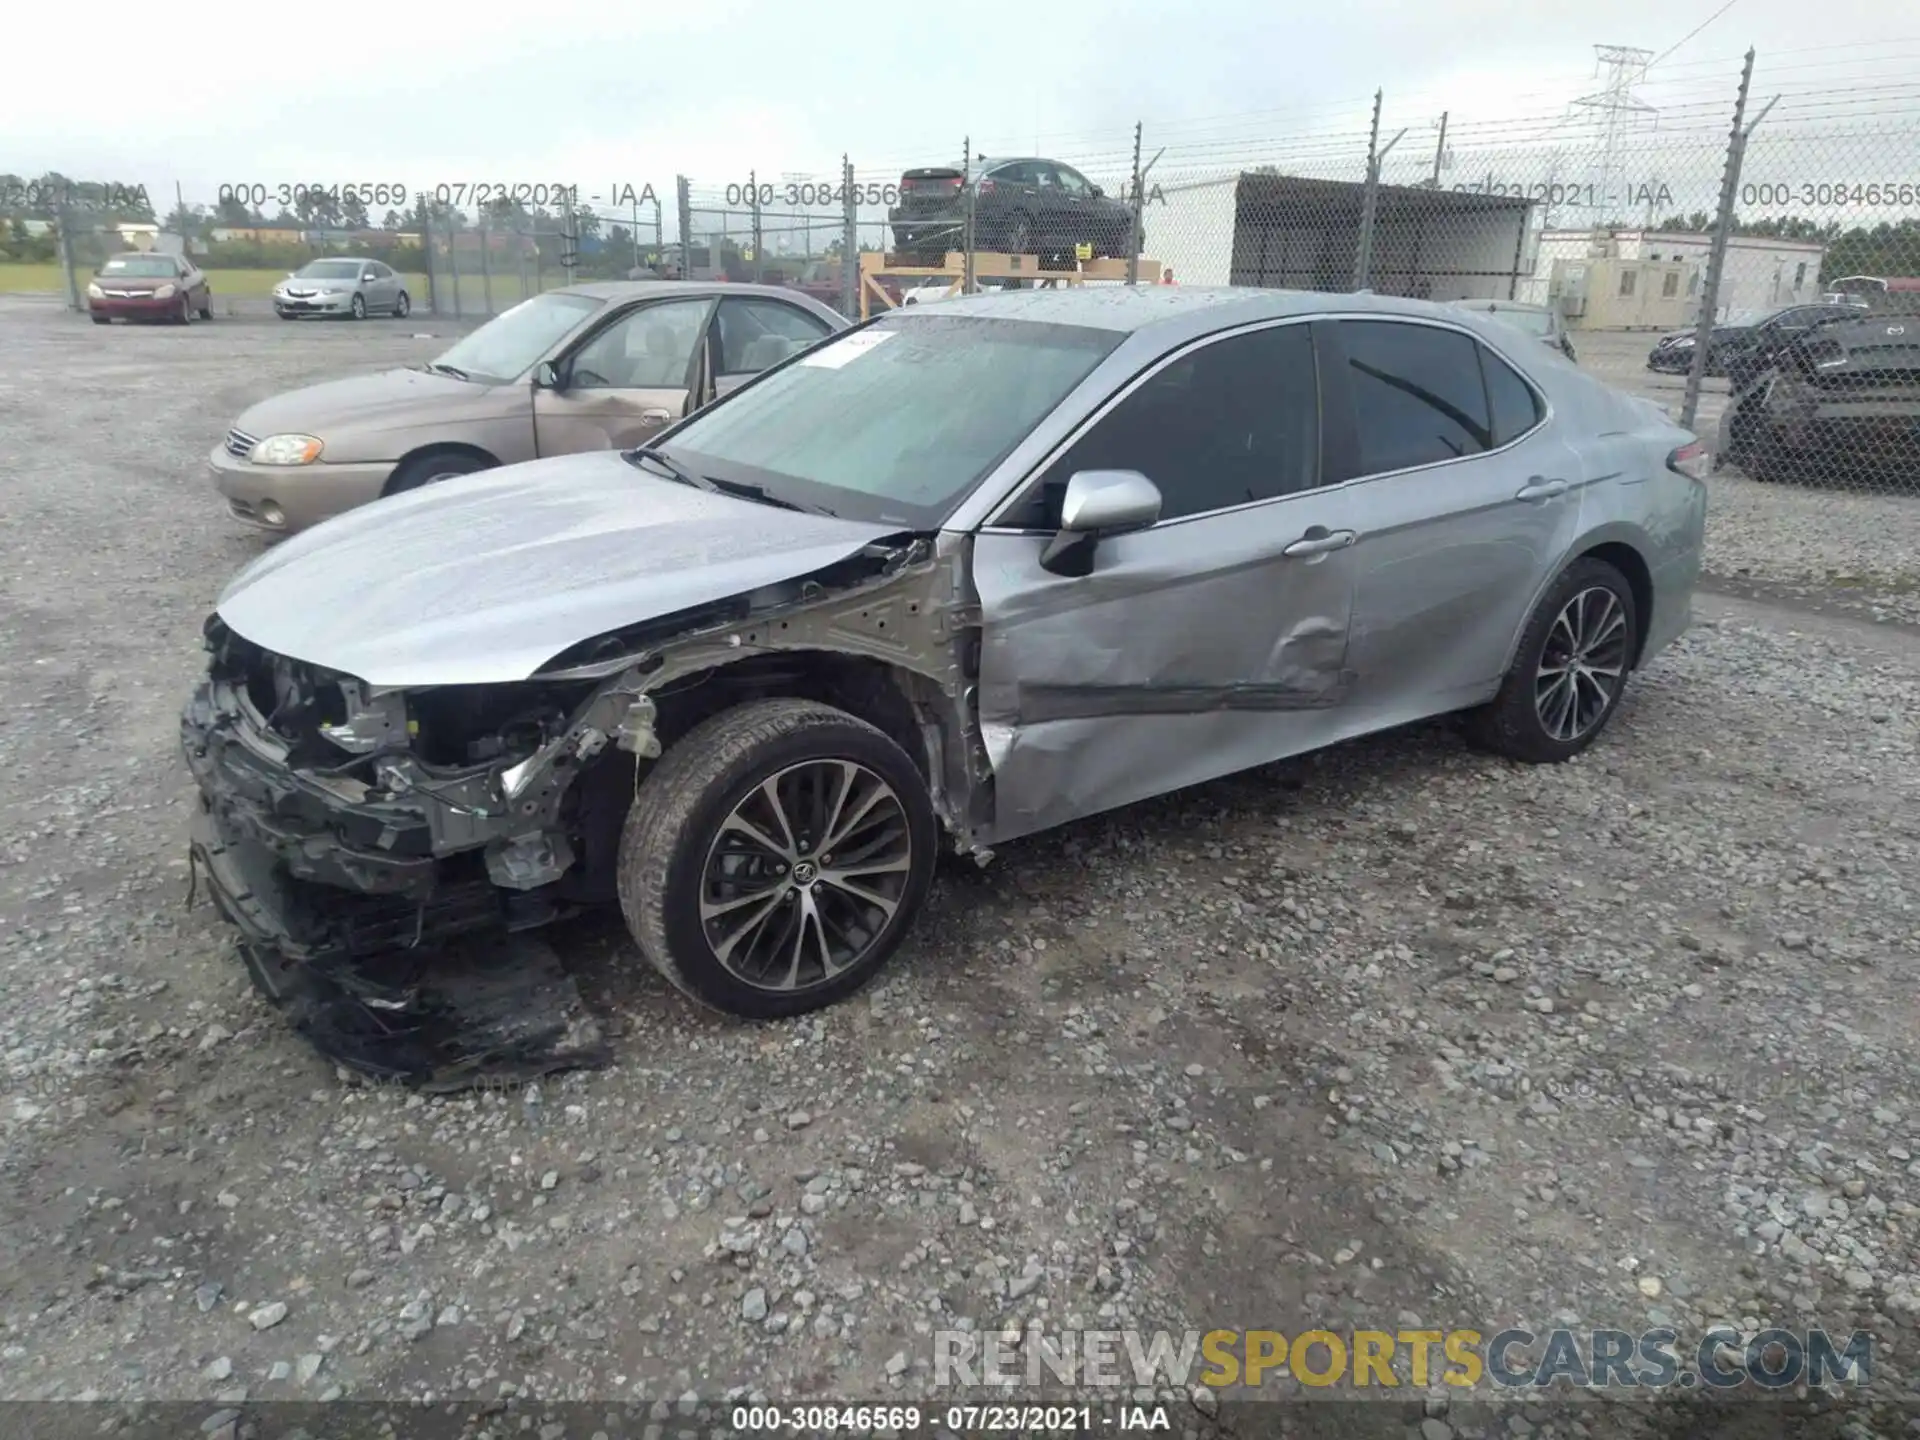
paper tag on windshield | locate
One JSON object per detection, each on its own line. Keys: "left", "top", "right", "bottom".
{"left": 800, "top": 329, "right": 896, "bottom": 369}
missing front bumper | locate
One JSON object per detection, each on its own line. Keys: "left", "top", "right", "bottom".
{"left": 189, "top": 792, "right": 609, "bottom": 1092}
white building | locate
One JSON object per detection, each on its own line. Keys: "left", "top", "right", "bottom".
{"left": 1525, "top": 227, "right": 1827, "bottom": 324}
{"left": 1149, "top": 172, "right": 1535, "bottom": 300}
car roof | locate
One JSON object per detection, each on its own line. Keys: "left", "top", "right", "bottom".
{"left": 883, "top": 284, "right": 1513, "bottom": 339}
{"left": 1451, "top": 298, "right": 1549, "bottom": 313}
{"left": 555, "top": 279, "right": 822, "bottom": 302}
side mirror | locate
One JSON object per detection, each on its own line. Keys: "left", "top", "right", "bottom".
{"left": 1040, "top": 469, "right": 1162, "bottom": 577}
{"left": 533, "top": 361, "right": 563, "bottom": 390}
{"left": 1090, "top": 184, "right": 1105, "bottom": 198}
{"left": 363, "top": 272, "right": 377, "bottom": 282}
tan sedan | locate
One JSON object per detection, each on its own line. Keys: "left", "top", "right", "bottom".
{"left": 209, "top": 281, "right": 847, "bottom": 533}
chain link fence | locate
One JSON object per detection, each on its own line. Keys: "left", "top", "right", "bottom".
{"left": 6, "top": 46, "right": 1917, "bottom": 496}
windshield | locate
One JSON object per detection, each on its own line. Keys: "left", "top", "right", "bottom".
{"left": 100, "top": 256, "right": 178, "bottom": 277}
{"left": 295, "top": 260, "right": 365, "bottom": 279}
{"left": 1723, "top": 309, "right": 1771, "bottom": 327}
{"left": 654, "top": 314, "right": 1122, "bottom": 526}
{"left": 431, "top": 292, "right": 604, "bottom": 383}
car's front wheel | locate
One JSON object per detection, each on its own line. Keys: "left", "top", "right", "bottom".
{"left": 349, "top": 293, "right": 366, "bottom": 320}
{"left": 1464, "top": 557, "right": 1639, "bottom": 764}
{"left": 617, "top": 698, "right": 938, "bottom": 1019}
{"left": 393, "top": 290, "right": 410, "bottom": 319}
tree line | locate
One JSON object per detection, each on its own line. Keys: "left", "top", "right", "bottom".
{"left": 1653, "top": 213, "right": 1920, "bottom": 283}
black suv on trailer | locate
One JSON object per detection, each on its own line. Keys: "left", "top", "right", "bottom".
{"left": 888, "top": 157, "right": 1139, "bottom": 262}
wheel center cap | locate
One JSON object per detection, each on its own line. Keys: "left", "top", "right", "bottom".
{"left": 791, "top": 860, "right": 819, "bottom": 886}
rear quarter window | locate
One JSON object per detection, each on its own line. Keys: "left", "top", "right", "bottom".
{"left": 1479, "top": 344, "right": 1545, "bottom": 448}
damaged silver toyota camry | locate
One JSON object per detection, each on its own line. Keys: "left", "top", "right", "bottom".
{"left": 183, "top": 286, "right": 1706, "bottom": 1084}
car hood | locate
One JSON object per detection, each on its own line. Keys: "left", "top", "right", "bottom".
{"left": 234, "top": 367, "right": 484, "bottom": 437}
{"left": 95, "top": 274, "right": 174, "bottom": 292}
{"left": 214, "top": 450, "right": 907, "bottom": 689}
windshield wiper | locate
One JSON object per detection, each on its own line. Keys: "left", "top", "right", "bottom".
{"left": 424, "top": 361, "right": 469, "bottom": 380}
{"left": 626, "top": 447, "right": 704, "bottom": 489}
{"left": 627, "top": 449, "right": 833, "bottom": 515}
{"left": 705, "top": 476, "right": 826, "bottom": 514}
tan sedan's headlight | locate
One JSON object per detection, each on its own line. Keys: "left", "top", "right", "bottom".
{"left": 249, "top": 434, "right": 325, "bottom": 466}
{"left": 154, "top": 283, "right": 177, "bottom": 300}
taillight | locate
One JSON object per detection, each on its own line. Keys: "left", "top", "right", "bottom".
{"left": 1667, "top": 440, "right": 1711, "bottom": 481}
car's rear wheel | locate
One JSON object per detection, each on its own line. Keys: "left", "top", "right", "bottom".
{"left": 1464, "top": 557, "right": 1639, "bottom": 764}
{"left": 617, "top": 698, "right": 938, "bottom": 1019}
{"left": 349, "top": 293, "right": 366, "bottom": 320}
{"left": 383, "top": 450, "right": 492, "bottom": 496}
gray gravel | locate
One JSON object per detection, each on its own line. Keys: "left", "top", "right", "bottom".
{"left": 2, "top": 298, "right": 1919, "bottom": 1437}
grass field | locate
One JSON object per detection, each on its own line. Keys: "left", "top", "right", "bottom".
{"left": 0, "top": 264, "right": 585, "bottom": 320}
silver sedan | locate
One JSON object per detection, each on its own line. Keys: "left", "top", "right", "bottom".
{"left": 183, "top": 285, "right": 1707, "bottom": 1077}
{"left": 272, "top": 257, "right": 411, "bottom": 320}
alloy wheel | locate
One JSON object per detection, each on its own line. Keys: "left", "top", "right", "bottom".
{"left": 698, "top": 759, "right": 913, "bottom": 993}
{"left": 1534, "top": 587, "right": 1629, "bottom": 742}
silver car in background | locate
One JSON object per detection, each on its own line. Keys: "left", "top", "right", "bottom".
{"left": 273, "top": 257, "right": 411, "bottom": 320}
{"left": 183, "top": 286, "right": 1706, "bottom": 1080}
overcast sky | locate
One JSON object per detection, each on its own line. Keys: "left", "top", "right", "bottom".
{"left": 5, "top": 0, "right": 1914, "bottom": 220}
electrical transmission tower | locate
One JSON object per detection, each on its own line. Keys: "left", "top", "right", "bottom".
{"left": 1572, "top": 44, "right": 1657, "bottom": 226}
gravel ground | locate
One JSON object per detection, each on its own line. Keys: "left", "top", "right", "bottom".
{"left": 3, "top": 298, "right": 1920, "bottom": 1439}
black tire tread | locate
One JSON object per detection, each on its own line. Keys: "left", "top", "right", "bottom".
{"left": 616, "top": 698, "right": 913, "bottom": 1015}
{"left": 1462, "top": 557, "right": 1637, "bottom": 764}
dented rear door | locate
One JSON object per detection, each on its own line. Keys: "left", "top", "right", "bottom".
{"left": 969, "top": 317, "right": 1364, "bottom": 845}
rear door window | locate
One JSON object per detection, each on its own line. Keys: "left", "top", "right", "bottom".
{"left": 1339, "top": 320, "right": 1494, "bottom": 476}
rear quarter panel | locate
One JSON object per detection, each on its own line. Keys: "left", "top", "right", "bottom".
{"left": 1511, "top": 371, "right": 1704, "bottom": 670}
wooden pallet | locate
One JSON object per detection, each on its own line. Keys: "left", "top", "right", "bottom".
{"left": 857, "top": 250, "right": 1164, "bottom": 318}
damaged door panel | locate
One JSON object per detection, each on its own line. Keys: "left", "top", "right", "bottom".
{"left": 970, "top": 492, "right": 1362, "bottom": 845}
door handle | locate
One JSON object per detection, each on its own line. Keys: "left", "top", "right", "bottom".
{"left": 1282, "top": 529, "right": 1357, "bottom": 558}
{"left": 638, "top": 408, "right": 673, "bottom": 425}
{"left": 1515, "top": 478, "right": 1569, "bottom": 501}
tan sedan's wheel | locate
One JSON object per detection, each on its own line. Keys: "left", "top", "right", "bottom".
{"left": 617, "top": 699, "right": 937, "bottom": 1019}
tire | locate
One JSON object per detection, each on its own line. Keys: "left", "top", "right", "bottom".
{"left": 1463, "top": 557, "right": 1639, "bottom": 764}
{"left": 176, "top": 296, "right": 193, "bottom": 325}
{"left": 349, "top": 293, "right": 366, "bottom": 320}
{"left": 392, "top": 290, "right": 410, "bottom": 319}
{"left": 382, "top": 450, "right": 492, "bottom": 496}
{"left": 616, "top": 698, "right": 938, "bottom": 1019}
